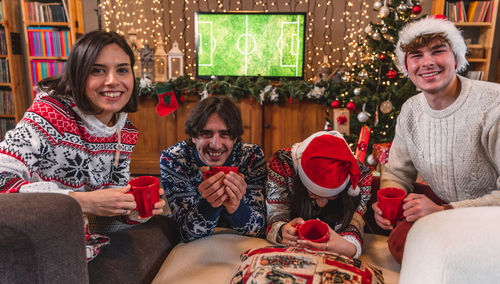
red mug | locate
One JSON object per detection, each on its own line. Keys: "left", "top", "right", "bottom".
{"left": 202, "top": 166, "right": 238, "bottom": 180}
{"left": 295, "top": 219, "right": 330, "bottom": 243}
{"left": 128, "top": 176, "right": 160, "bottom": 218}
{"left": 377, "top": 187, "right": 407, "bottom": 226}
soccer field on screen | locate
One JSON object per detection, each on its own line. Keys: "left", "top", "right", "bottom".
{"left": 196, "top": 13, "right": 305, "bottom": 77}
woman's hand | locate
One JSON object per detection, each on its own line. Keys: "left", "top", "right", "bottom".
{"left": 69, "top": 185, "right": 136, "bottom": 216}
{"left": 372, "top": 202, "right": 393, "bottom": 230}
{"left": 136, "top": 187, "right": 166, "bottom": 220}
{"left": 297, "top": 227, "right": 357, "bottom": 258}
{"left": 281, "top": 217, "right": 304, "bottom": 247}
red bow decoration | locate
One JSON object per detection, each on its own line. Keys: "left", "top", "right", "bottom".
{"left": 337, "top": 115, "right": 347, "bottom": 125}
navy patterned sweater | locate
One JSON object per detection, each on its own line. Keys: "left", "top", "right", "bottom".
{"left": 160, "top": 140, "right": 267, "bottom": 242}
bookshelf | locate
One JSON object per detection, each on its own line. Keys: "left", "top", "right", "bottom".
{"left": 0, "top": 0, "right": 29, "bottom": 140}
{"left": 432, "top": 0, "right": 500, "bottom": 81}
{"left": 20, "top": 0, "right": 84, "bottom": 98}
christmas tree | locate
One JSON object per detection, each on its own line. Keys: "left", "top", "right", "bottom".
{"left": 323, "top": 0, "right": 425, "bottom": 165}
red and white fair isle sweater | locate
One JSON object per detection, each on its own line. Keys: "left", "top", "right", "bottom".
{"left": 0, "top": 93, "right": 139, "bottom": 261}
{"left": 266, "top": 148, "right": 372, "bottom": 258}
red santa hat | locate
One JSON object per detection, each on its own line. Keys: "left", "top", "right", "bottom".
{"left": 395, "top": 15, "right": 468, "bottom": 76}
{"left": 292, "top": 131, "right": 361, "bottom": 197}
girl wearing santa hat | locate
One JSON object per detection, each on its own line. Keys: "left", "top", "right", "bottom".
{"left": 266, "top": 131, "right": 372, "bottom": 258}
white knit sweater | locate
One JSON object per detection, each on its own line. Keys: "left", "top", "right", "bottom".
{"left": 381, "top": 76, "right": 500, "bottom": 208}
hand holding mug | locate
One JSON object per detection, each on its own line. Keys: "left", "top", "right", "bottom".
{"left": 281, "top": 217, "right": 304, "bottom": 247}
{"left": 377, "top": 187, "right": 406, "bottom": 226}
{"left": 202, "top": 166, "right": 239, "bottom": 180}
{"left": 128, "top": 176, "right": 161, "bottom": 218}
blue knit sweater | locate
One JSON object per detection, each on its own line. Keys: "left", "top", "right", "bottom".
{"left": 160, "top": 140, "right": 267, "bottom": 242}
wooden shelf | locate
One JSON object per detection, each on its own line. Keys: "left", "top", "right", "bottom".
{"left": 20, "top": 0, "right": 84, "bottom": 98}
{"left": 432, "top": 0, "right": 500, "bottom": 81}
{"left": 0, "top": 0, "right": 30, "bottom": 138}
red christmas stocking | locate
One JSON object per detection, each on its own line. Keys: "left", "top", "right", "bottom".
{"left": 156, "top": 84, "right": 178, "bottom": 116}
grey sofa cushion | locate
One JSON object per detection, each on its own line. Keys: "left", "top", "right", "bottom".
{"left": 0, "top": 193, "right": 88, "bottom": 284}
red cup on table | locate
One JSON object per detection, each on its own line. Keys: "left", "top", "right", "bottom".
{"left": 202, "top": 166, "right": 238, "bottom": 180}
{"left": 128, "top": 176, "right": 160, "bottom": 218}
{"left": 377, "top": 187, "right": 407, "bottom": 226}
{"left": 295, "top": 219, "right": 330, "bottom": 243}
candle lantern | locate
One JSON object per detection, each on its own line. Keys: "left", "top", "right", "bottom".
{"left": 140, "top": 44, "right": 155, "bottom": 80}
{"left": 154, "top": 38, "right": 168, "bottom": 82}
{"left": 167, "top": 41, "right": 184, "bottom": 79}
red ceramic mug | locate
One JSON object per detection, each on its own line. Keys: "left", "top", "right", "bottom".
{"left": 128, "top": 176, "right": 160, "bottom": 218}
{"left": 377, "top": 187, "right": 407, "bottom": 226}
{"left": 202, "top": 166, "right": 238, "bottom": 180}
{"left": 295, "top": 219, "right": 330, "bottom": 243}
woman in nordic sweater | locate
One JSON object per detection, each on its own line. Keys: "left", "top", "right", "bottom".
{"left": 266, "top": 131, "right": 372, "bottom": 258}
{"left": 0, "top": 30, "right": 165, "bottom": 260}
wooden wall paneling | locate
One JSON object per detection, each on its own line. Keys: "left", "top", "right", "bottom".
{"left": 129, "top": 96, "right": 177, "bottom": 175}
{"left": 234, "top": 98, "right": 263, "bottom": 146}
{"left": 263, "top": 101, "right": 330, "bottom": 159}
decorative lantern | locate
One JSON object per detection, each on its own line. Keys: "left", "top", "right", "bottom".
{"left": 140, "top": 44, "right": 155, "bottom": 80}
{"left": 154, "top": 38, "right": 168, "bottom": 82}
{"left": 167, "top": 41, "right": 184, "bottom": 79}
{"left": 127, "top": 27, "right": 138, "bottom": 48}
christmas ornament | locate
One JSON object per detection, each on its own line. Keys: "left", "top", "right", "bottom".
{"left": 379, "top": 54, "right": 386, "bottom": 61}
{"left": 341, "top": 75, "right": 349, "bottom": 82}
{"left": 330, "top": 99, "right": 340, "bottom": 108}
{"left": 364, "top": 25, "right": 372, "bottom": 34}
{"left": 315, "top": 55, "right": 333, "bottom": 82}
{"left": 357, "top": 103, "right": 371, "bottom": 123}
{"left": 358, "top": 69, "right": 368, "bottom": 79}
{"left": 412, "top": 4, "right": 422, "bottom": 14}
{"left": 346, "top": 101, "right": 356, "bottom": 111}
{"left": 380, "top": 100, "right": 393, "bottom": 114}
{"left": 372, "top": 32, "right": 381, "bottom": 40}
{"left": 373, "top": 1, "right": 383, "bottom": 10}
{"left": 366, "top": 154, "right": 377, "bottom": 166}
{"left": 386, "top": 69, "right": 397, "bottom": 79}
{"left": 397, "top": 3, "right": 408, "bottom": 13}
{"left": 381, "top": 25, "right": 388, "bottom": 34}
{"left": 353, "top": 87, "right": 361, "bottom": 96}
{"left": 357, "top": 111, "right": 370, "bottom": 123}
{"left": 379, "top": 6, "right": 390, "bottom": 18}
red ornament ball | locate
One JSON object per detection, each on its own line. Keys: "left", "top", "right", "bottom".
{"left": 346, "top": 101, "right": 356, "bottom": 111}
{"left": 412, "top": 4, "right": 422, "bottom": 14}
{"left": 330, "top": 99, "right": 340, "bottom": 108}
{"left": 379, "top": 54, "right": 386, "bottom": 61}
{"left": 184, "top": 90, "right": 189, "bottom": 94}
{"left": 386, "top": 69, "right": 397, "bottom": 79}
{"left": 179, "top": 96, "right": 185, "bottom": 102}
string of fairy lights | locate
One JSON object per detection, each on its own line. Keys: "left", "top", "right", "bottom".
{"left": 99, "top": 0, "right": 370, "bottom": 80}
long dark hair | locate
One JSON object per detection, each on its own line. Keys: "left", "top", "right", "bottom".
{"left": 290, "top": 174, "right": 360, "bottom": 232}
{"left": 36, "top": 30, "right": 138, "bottom": 114}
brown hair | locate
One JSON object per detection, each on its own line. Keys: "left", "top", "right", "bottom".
{"left": 185, "top": 96, "right": 243, "bottom": 141}
{"left": 400, "top": 32, "right": 450, "bottom": 53}
{"left": 37, "top": 30, "right": 138, "bottom": 114}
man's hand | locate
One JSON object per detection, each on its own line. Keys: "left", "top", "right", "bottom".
{"left": 197, "top": 172, "right": 227, "bottom": 208}
{"left": 222, "top": 172, "right": 247, "bottom": 214}
{"left": 69, "top": 185, "right": 137, "bottom": 216}
{"left": 403, "top": 193, "right": 444, "bottom": 222}
{"left": 372, "top": 202, "right": 394, "bottom": 230}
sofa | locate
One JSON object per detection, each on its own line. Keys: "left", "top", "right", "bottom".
{"left": 0, "top": 177, "right": 425, "bottom": 284}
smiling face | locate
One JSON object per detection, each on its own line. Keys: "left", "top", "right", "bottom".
{"left": 406, "top": 39, "right": 458, "bottom": 98}
{"left": 85, "top": 43, "right": 134, "bottom": 124}
{"left": 192, "top": 113, "right": 236, "bottom": 167}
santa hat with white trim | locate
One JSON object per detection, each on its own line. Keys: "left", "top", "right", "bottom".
{"left": 395, "top": 15, "right": 468, "bottom": 76}
{"left": 291, "top": 131, "right": 361, "bottom": 197}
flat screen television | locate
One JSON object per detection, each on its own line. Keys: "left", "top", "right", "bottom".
{"left": 195, "top": 12, "right": 306, "bottom": 79}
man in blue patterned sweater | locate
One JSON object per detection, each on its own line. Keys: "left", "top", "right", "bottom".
{"left": 160, "top": 96, "right": 267, "bottom": 242}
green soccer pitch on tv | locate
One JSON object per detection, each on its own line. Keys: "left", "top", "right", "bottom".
{"left": 195, "top": 12, "right": 306, "bottom": 79}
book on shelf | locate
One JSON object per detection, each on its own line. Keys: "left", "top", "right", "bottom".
{"left": 0, "top": 58, "right": 9, "bottom": 83}
{"left": 467, "top": 1, "right": 491, "bottom": 22}
{"left": 25, "top": 1, "right": 68, "bottom": 23}
{"left": 0, "top": 26, "right": 7, "bottom": 55}
{"left": 446, "top": 0, "right": 493, "bottom": 23}
{"left": 30, "top": 59, "right": 65, "bottom": 87}
{"left": 0, "top": 118, "right": 15, "bottom": 141}
{"left": 466, "top": 70, "right": 484, "bottom": 80}
{"left": 0, "top": 89, "right": 13, "bottom": 115}
{"left": 27, "top": 27, "right": 71, "bottom": 57}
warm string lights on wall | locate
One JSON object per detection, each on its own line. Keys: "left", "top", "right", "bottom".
{"left": 100, "top": 0, "right": 370, "bottom": 81}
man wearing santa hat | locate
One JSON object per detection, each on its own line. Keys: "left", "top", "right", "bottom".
{"left": 266, "top": 131, "right": 372, "bottom": 258}
{"left": 372, "top": 15, "right": 500, "bottom": 263}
